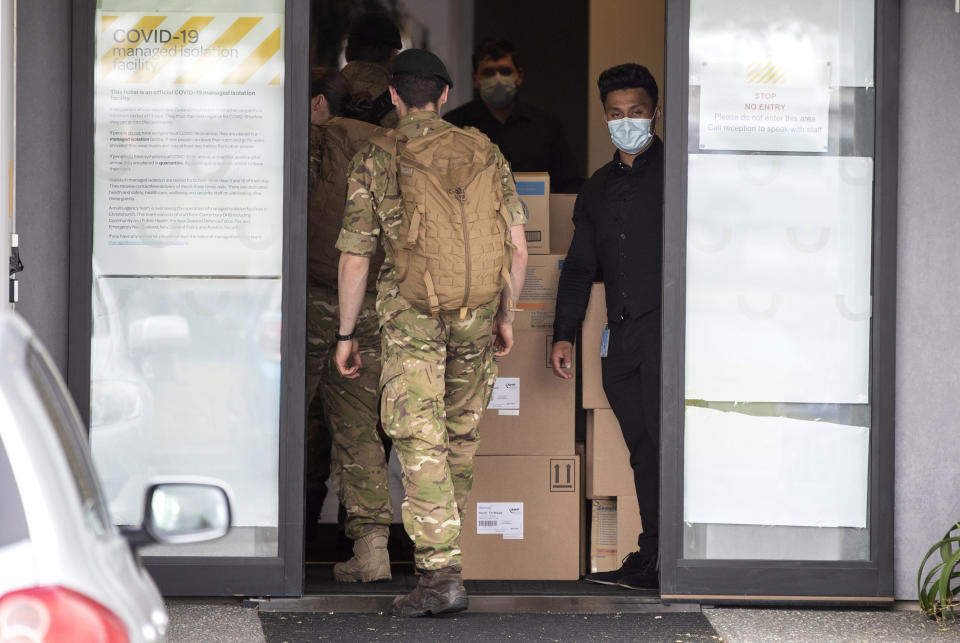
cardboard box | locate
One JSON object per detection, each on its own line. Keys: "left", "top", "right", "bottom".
{"left": 479, "top": 329, "right": 575, "bottom": 455}
{"left": 589, "top": 496, "right": 645, "bottom": 573}
{"left": 461, "top": 455, "right": 580, "bottom": 580}
{"left": 589, "top": 498, "right": 618, "bottom": 573}
{"left": 585, "top": 409, "right": 634, "bottom": 498}
{"left": 576, "top": 442, "right": 587, "bottom": 576}
{"left": 581, "top": 283, "right": 610, "bottom": 409}
{"left": 550, "top": 193, "right": 576, "bottom": 253}
{"left": 515, "top": 172, "right": 550, "bottom": 254}
{"left": 616, "top": 495, "right": 644, "bottom": 559}
{"left": 514, "top": 254, "right": 565, "bottom": 331}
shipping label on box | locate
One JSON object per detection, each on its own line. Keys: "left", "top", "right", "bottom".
{"left": 515, "top": 254, "right": 565, "bottom": 331}
{"left": 477, "top": 502, "right": 524, "bottom": 540}
{"left": 590, "top": 498, "right": 618, "bottom": 573}
{"left": 487, "top": 377, "right": 520, "bottom": 415}
{"left": 515, "top": 172, "right": 550, "bottom": 254}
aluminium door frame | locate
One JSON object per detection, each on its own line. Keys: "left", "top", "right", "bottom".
{"left": 659, "top": 0, "right": 898, "bottom": 604}
{"left": 68, "top": 0, "right": 309, "bottom": 597}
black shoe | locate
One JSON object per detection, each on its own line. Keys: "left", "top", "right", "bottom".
{"left": 584, "top": 551, "right": 655, "bottom": 586}
{"left": 617, "top": 553, "right": 659, "bottom": 590}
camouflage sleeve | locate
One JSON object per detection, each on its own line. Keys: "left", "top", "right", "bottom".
{"left": 493, "top": 145, "right": 526, "bottom": 226}
{"left": 308, "top": 124, "right": 323, "bottom": 192}
{"left": 335, "top": 143, "right": 383, "bottom": 257}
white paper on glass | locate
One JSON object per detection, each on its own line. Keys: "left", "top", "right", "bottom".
{"left": 685, "top": 154, "right": 873, "bottom": 403}
{"left": 477, "top": 502, "right": 524, "bottom": 539}
{"left": 487, "top": 377, "right": 520, "bottom": 410}
{"left": 699, "top": 59, "right": 831, "bottom": 152}
{"left": 93, "top": 10, "right": 284, "bottom": 276}
{"left": 683, "top": 406, "right": 869, "bottom": 528}
{"left": 688, "top": 0, "right": 875, "bottom": 88}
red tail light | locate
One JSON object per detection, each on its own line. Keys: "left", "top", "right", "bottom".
{"left": 0, "top": 586, "right": 129, "bottom": 643}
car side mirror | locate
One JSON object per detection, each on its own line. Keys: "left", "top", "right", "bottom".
{"left": 143, "top": 482, "right": 232, "bottom": 545}
{"left": 122, "top": 480, "right": 233, "bottom": 549}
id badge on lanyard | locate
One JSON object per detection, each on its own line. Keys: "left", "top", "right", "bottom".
{"left": 600, "top": 325, "right": 610, "bottom": 358}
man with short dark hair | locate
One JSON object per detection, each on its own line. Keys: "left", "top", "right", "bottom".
{"left": 444, "top": 38, "right": 582, "bottom": 192}
{"left": 341, "top": 13, "right": 402, "bottom": 127}
{"left": 334, "top": 49, "right": 529, "bottom": 616}
{"left": 551, "top": 63, "right": 663, "bottom": 590}
{"left": 306, "top": 66, "right": 393, "bottom": 583}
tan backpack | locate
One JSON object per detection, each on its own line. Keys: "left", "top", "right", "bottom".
{"left": 372, "top": 126, "right": 514, "bottom": 317}
{"left": 308, "top": 117, "right": 386, "bottom": 290}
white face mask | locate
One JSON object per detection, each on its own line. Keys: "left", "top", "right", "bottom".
{"left": 607, "top": 117, "right": 653, "bottom": 155}
{"left": 479, "top": 75, "right": 518, "bottom": 108}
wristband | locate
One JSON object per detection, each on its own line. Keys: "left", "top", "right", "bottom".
{"left": 335, "top": 331, "right": 355, "bottom": 342}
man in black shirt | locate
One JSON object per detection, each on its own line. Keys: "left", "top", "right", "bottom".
{"left": 551, "top": 64, "right": 663, "bottom": 590}
{"left": 444, "top": 39, "right": 582, "bottom": 193}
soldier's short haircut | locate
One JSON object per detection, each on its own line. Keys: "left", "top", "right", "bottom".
{"left": 598, "top": 63, "right": 659, "bottom": 107}
{"left": 472, "top": 38, "right": 521, "bottom": 73}
{"left": 391, "top": 73, "right": 446, "bottom": 109}
{"left": 310, "top": 66, "right": 351, "bottom": 116}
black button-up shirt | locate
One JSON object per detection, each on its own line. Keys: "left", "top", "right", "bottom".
{"left": 444, "top": 98, "right": 583, "bottom": 193}
{"left": 553, "top": 137, "right": 663, "bottom": 344}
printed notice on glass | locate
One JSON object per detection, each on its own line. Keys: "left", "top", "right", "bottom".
{"left": 477, "top": 502, "right": 523, "bottom": 539}
{"left": 487, "top": 377, "right": 519, "bottom": 415}
{"left": 93, "top": 3, "right": 284, "bottom": 276}
{"left": 699, "top": 60, "right": 830, "bottom": 153}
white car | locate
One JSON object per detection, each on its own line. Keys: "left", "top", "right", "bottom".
{"left": 0, "top": 312, "right": 232, "bottom": 643}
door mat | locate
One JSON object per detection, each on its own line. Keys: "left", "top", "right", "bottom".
{"left": 259, "top": 612, "right": 720, "bottom": 642}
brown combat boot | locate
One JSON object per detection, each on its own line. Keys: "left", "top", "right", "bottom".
{"left": 391, "top": 565, "right": 468, "bottom": 617}
{"left": 333, "top": 527, "right": 392, "bottom": 583}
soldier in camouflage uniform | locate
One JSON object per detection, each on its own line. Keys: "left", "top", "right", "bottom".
{"left": 307, "top": 67, "right": 393, "bottom": 583}
{"left": 341, "top": 13, "right": 401, "bottom": 128}
{"left": 335, "top": 50, "right": 528, "bottom": 617}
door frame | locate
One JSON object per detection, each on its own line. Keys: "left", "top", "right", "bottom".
{"left": 659, "top": 0, "right": 898, "bottom": 603}
{"left": 67, "top": 0, "right": 309, "bottom": 596}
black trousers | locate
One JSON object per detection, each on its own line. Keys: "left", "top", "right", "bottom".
{"left": 600, "top": 308, "right": 661, "bottom": 555}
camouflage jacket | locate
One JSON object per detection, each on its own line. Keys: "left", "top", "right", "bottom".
{"left": 336, "top": 111, "right": 526, "bottom": 322}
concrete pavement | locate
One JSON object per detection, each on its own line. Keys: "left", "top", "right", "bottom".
{"left": 166, "top": 599, "right": 960, "bottom": 642}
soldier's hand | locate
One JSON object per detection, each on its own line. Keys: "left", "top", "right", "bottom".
{"left": 334, "top": 339, "right": 362, "bottom": 378}
{"left": 493, "top": 318, "right": 514, "bottom": 357}
{"left": 551, "top": 341, "right": 574, "bottom": 380}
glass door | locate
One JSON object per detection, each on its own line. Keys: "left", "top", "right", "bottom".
{"left": 70, "top": 0, "right": 308, "bottom": 595}
{"left": 661, "top": 0, "right": 897, "bottom": 602}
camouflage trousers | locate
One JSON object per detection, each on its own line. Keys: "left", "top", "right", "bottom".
{"left": 379, "top": 300, "right": 499, "bottom": 571}
{"left": 307, "top": 284, "right": 392, "bottom": 540}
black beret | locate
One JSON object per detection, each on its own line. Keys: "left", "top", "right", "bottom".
{"left": 391, "top": 49, "right": 453, "bottom": 88}
{"left": 348, "top": 13, "right": 402, "bottom": 50}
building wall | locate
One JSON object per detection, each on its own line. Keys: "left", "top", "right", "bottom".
{"left": 15, "top": 0, "right": 72, "bottom": 373}
{"left": 587, "top": 0, "right": 664, "bottom": 174}
{"left": 894, "top": 0, "right": 960, "bottom": 600}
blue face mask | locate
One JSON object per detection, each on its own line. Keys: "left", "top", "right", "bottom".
{"left": 607, "top": 117, "right": 653, "bottom": 155}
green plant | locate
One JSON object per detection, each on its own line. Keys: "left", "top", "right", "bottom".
{"left": 917, "top": 521, "right": 960, "bottom": 622}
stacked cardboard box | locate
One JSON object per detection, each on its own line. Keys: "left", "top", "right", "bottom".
{"left": 581, "top": 285, "right": 648, "bottom": 565}
{"left": 462, "top": 193, "right": 583, "bottom": 580}
{"left": 589, "top": 495, "right": 644, "bottom": 573}
{"left": 581, "top": 283, "right": 610, "bottom": 409}
{"left": 514, "top": 172, "right": 550, "bottom": 254}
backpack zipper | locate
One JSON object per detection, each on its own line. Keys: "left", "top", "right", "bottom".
{"left": 458, "top": 196, "right": 471, "bottom": 315}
